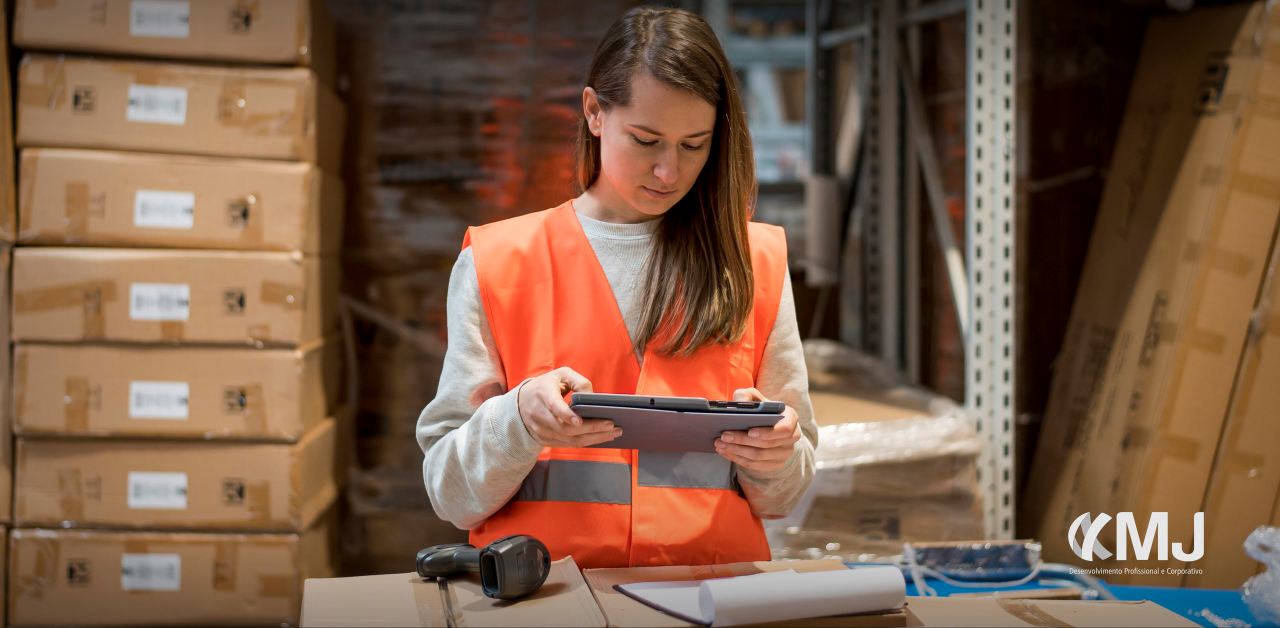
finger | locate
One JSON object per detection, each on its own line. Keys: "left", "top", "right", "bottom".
{"left": 529, "top": 407, "right": 562, "bottom": 433}
{"left": 724, "top": 454, "right": 777, "bottom": 472}
{"left": 714, "top": 440, "right": 773, "bottom": 462}
{"left": 718, "top": 449, "right": 784, "bottom": 472}
{"left": 732, "top": 387, "right": 766, "bottom": 402}
{"left": 555, "top": 367, "right": 595, "bottom": 394}
{"left": 743, "top": 411, "right": 799, "bottom": 441}
{"left": 525, "top": 419, "right": 553, "bottom": 444}
{"left": 543, "top": 394, "right": 583, "bottom": 427}
{"left": 718, "top": 430, "right": 780, "bottom": 449}
{"left": 581, "top": 418, "right": 617, "bottom": 433}
{"left": 716, "top": 439, "right": 792, "bottom": 462}
{"left": 570, "top": 428, "right": 623, "bottom": 447}
{"left": 555, "top": 418, "right": 615, "bottom": 437}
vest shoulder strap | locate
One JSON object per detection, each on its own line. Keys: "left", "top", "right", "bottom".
{"left": 746, "top": 220, "right": 789, "bottom": 377}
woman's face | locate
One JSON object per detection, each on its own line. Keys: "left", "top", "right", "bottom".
{"left": 584, "top": 71, "right": 717, "bottom": 218}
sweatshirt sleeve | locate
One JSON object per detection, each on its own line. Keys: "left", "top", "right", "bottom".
{"left": 416, "top": 247, "right": 545, "bottom": 530}
{"left": 734, "top": 271, "right": 819, "bottom": 518}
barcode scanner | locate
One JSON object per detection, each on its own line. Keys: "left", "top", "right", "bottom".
{"left": 415, "top": 534, "right": 551, "bottom": 600}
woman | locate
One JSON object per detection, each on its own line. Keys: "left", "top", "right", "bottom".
{"left": 417, "top": 6, "right": 816, "bottom": 570}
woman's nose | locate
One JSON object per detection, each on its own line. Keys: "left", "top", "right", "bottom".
{"left": 653, "top": 149, "right": 679, "bottom": 185}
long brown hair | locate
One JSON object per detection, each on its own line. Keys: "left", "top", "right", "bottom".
{"left": 577, "top": 6, "right": 756, "bottom": 358}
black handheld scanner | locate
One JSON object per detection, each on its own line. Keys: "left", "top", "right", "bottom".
{"left": 415, "top": 534, "right": 551, "bottom": 600}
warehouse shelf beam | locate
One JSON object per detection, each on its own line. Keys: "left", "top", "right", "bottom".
{"left": 902, "top": 0, "right": 967, "bottom": 28}
{"left": 727, "top": 35, "right": 809, "bottom": 66}
{"left": 818, "top": 0, "right": 967, "bottom": 49}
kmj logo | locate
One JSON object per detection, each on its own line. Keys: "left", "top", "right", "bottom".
{"left": 1069, "top": 512, "right": 1204, "bottom": 562}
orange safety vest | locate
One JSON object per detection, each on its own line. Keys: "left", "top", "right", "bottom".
{"left": 461, "top": 200, "right": 787, "bottom": 569}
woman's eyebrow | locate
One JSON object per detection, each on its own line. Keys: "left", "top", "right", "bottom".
{"left": 629, "top": 124, "right": 712, "bottom": 139}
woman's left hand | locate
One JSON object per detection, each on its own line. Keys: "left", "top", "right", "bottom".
{"left": 714, "top": 388, "right": 801, "bottom": 472}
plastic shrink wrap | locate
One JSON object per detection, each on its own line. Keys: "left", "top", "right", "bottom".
{"left": 1242, "top": 526, "right": 1280, "bottom": 626}
{"left": 768, "top": 339, "right": 986, "bottom": 562}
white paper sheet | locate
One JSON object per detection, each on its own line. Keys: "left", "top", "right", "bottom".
{"left": 617, "top": 567, "right": 905, "bottom": 627}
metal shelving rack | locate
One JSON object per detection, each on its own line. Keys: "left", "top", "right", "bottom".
{"left": 806, "top": 0, "right": 1017, "bottom": 541}
{"left": 695, "top": 0, "right": 1018, "bottom": 540}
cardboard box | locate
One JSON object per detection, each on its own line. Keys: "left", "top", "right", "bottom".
{"left": 809, "top": 390, "right": 934, "bottom": 427}
{"left": 583, "top": 560, "right": 907, "bottom": 627}
{"left": 12, "top": 247, "right": 338, "bottom": 346}
{"left": 16, "top": 54, "right": 344, "bottom": 173}
{"left": 903, "top": 597, "right": 1198, "bottom": 627}
{"left": 0, "top": 7, "right": 15, "bottom": 242}
{"left": 13, "top": 338, "right": 340, "bottom": 440}
{"left": 301, "top": 557, "right": 605, "bottom": 627}
{"left": 14, "top": 415, "right": 341, "bottom": 531}
{"left": 947, "top": 587, "right": 1085, "bottom": 601}
{"left": 1023, "top": 2, "right": 1280, "bottom": 584}
{"left": 9, "top": 519, "right": 335, "bottom": 627}
{"left": 18, "top": 148, "right": 344, "bottom": 252}
{"left": 13, "top": 0, "right": 335, "bottom": 82}
{"left": 1186, "top": 236, "right": 1280, "bottom": 588}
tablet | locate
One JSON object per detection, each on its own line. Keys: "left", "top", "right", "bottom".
{"left": 569, "top": 393, "right": 784, "bottom": 453}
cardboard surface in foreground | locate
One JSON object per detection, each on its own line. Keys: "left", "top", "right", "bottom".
{"left": 301, "top": 557, "right": 605, "bottom": 627}
{"left": 300, "top": 557, "right": 1204, "bottom": 628}
{"left": 584, "top": 559, "right": 906, "bottom": 627}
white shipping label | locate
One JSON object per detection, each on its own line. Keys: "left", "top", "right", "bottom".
{"left": 134, "top": 190, "right": 195, "bottom": 230}
{"left": 130, "top": 283, "right": 190, "bottom": 321}
{"left": 130, "top": 1, "right": 191, "bottom": 38}
{"left": 121, "top": 553, "right": 182, "bottom": 591}
{"left": 126, "top": 84, "right": 188, "bottom": 125}
{"left": 128, "top": 381, "right": 190, "bottom": 419}
{"left": 127, "top": 472, "right": 188, "bottom": 510}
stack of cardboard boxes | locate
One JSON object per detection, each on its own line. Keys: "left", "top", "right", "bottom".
{"left": 7, "top": 1, "right": 345, "bottom": 624}
{"left": 1024, "top": 1, "right": 1280, "bottom": 588}
{"left": 0, "top": 4, "right": 18, "bottom": 611}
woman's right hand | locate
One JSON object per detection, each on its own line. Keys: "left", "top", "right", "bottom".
{"left": 517, "top": 367, "right": 622, "bottom": 447}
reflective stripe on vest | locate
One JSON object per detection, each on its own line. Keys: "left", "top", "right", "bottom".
{"left": 515, "top": 460, "right": 631, "bottom": 504}
{"left": 637, "top": 451, "right": 738, "bottom": 491}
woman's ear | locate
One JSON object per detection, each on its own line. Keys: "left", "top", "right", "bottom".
{"left": 583, "top": 87, "right": 604, "bottom": 137}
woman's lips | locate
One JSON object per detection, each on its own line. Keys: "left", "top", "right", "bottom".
{"left": 642, "top": 186, "right": 675, "bottom": 200}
